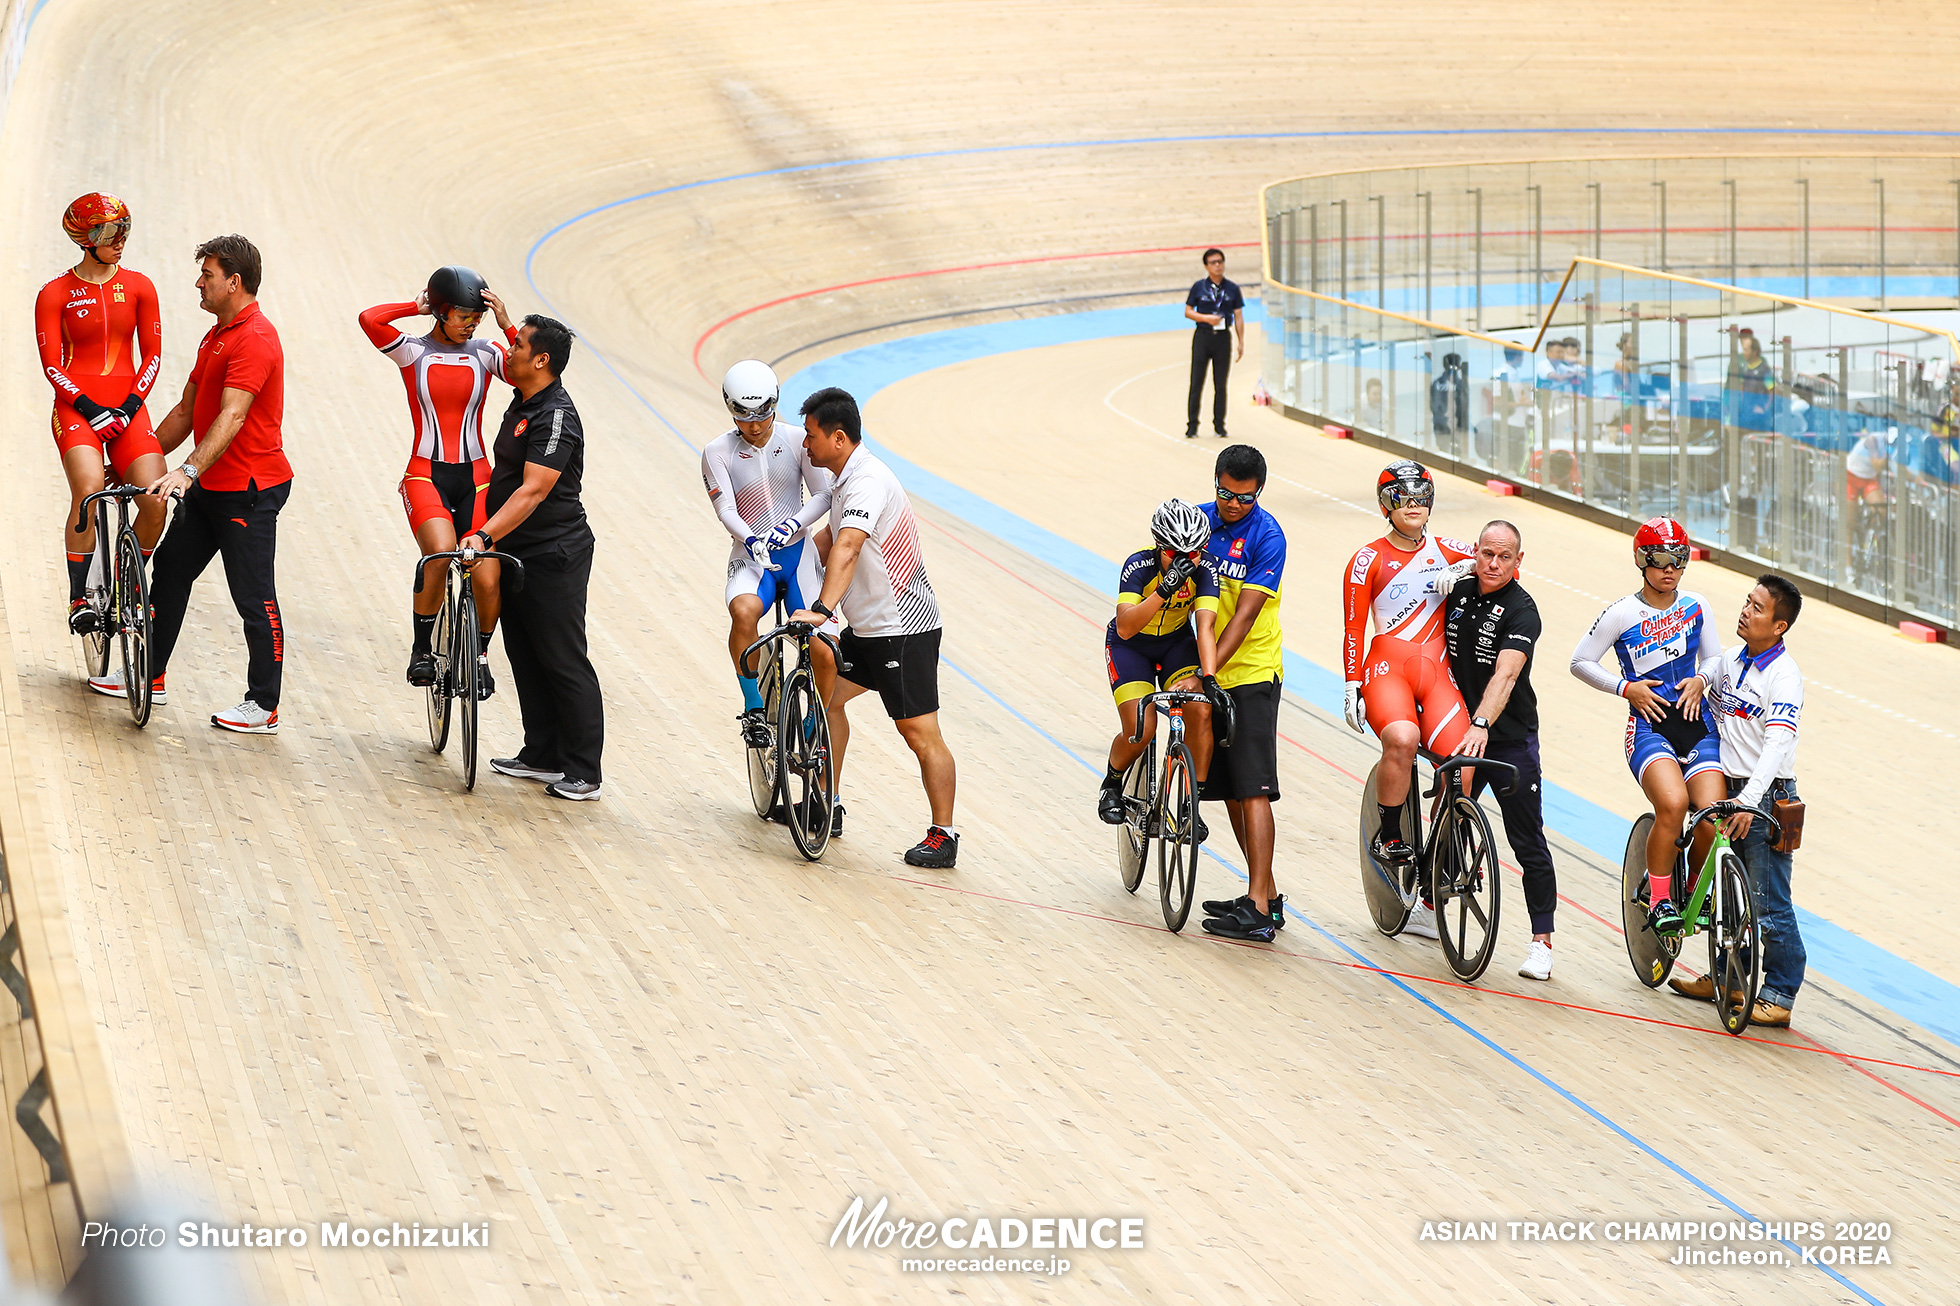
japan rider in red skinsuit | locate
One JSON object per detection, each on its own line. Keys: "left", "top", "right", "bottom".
{"left": 36, "top": 192, "right": 168, "bottom": 635}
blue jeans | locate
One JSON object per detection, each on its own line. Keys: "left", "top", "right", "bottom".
{"left": 1728, "top": 777, "right": 1804, "bottom": 1008}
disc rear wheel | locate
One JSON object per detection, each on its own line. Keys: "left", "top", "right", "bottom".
{"left": 1157, "top": 744, "right": 1198, "bottom": 932}
{"left": 1620, "top": 813, "right": 1679, "bottom": 987}
{"left": 1360, "top": 762, "right": 1421, "bottom": 937}
{"left": 746, "top": 645, "right": 782, "bottom": 819}
{"left": 1709, "top": 850, "right": 1761, "bottom": 1035}
{"left": 116, "top": 530, "right": 153, "bottom": 727}
{"left": 426, "top": 568, "right": 455, "bottom": 753}
{"left": 1116, "top": 753, "right": 1150, "bottom": 893}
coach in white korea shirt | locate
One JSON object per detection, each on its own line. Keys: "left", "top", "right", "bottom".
{"left": 1673, "top": 573, "right": 1807, "bottom": 1027}
{"left": 790, "top": 386, "right": 960, "bottom": 870}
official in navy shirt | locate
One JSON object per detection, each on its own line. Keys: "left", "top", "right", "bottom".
{"left": 1185, "top": 248, "right": 1245, "bottom": 438}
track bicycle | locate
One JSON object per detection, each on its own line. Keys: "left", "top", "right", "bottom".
{"left": 1359, "top": 750, "right": 1519, "bottom": 982}
{"left": 414, "top": 545, "right": 524, "bottom": 792}
{"left": 739, "top": 617, "right": 844, "bottom": 861}
{"left": 1114, "top": 688, "right": 1232, "bottom": 933}
{"left": 1621, "top": 800, "right": 1780, "bottom": 1035}
{"left": 741, "top": 569, "right": 791, "bottom": 824}
{"left": 73, "top": 484, "right": 156, "bottom": 727}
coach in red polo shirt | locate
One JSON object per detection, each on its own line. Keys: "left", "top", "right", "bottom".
{"left": 145, "top": 235, "right": 292, "bottom": 733}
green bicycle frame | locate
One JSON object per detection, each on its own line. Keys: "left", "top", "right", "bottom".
{"left": 1678, "top": 825, "right": 1732, "bottom": 932}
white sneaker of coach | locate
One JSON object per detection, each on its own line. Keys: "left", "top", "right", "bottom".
{"left": 1518, "top": 939, "right": 1554, "bottom": 981}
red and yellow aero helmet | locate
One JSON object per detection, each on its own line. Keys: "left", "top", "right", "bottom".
{"left": 62, "top": 192, "right": 132, "bottom": 248}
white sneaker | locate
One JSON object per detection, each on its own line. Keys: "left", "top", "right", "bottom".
{"left": 1403, "top": 905, "right": 1439, "bottom": 940}
{"left": 86, "top": 670, "right": 168, "bottom": 705}
{"left": 211, "top": 700, "right": 279, "bottom": 734}
{"left": 1518, "top": 940, "right": 1554, "bottom": 981}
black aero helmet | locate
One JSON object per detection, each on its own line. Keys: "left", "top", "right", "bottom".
{"left": 426, "top": 265, "right": 488, "bottom": 315}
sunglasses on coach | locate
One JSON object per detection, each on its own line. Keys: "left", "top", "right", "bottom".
{"left": 1215, "top": 482, "right": 1260, "bottom": 506}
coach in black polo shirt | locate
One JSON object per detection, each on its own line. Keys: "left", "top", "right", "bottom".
{"left": 1443, "top": 519, "right": 1560, "bottom": 981}
{"left": 468, "top": 314, "right": 605, "bottom": 801}
{"left": 1184, "top": 248, "right": 1245, "bottom": 438}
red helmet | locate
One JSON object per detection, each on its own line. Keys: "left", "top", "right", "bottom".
{"left": 1377, "top": 459, "right": 1434, "bottom": 514}
{"left": 1633, "top": 516, "right": 1691, "bottom": 569}
{"left": 62, "top": 192, "right": 131, "bottom": 248}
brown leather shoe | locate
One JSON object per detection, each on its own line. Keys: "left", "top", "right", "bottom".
{"left": 1667, "top": 975, "right": 1714, "bottom": 1000}
{"left": 1750, "top": 1000, "right": 1792, "bottom": 1028}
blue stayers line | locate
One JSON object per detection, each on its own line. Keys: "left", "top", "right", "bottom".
{"left": 779, "top": 311, "right": 1960, "bottom": 1054}
{"left": 940, "top": 665, "right": 1881, "bottom": 1304}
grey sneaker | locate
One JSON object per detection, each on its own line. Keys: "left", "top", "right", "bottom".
{"left": 490, "top": 757, "right": 564, "bottom": 783}
{"left": 545, "top": 777, "right": 603, "bottom": 801}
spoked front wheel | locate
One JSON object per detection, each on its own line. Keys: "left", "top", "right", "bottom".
{"left": 455, "top": 579, "right": 480, "bottom": 791}
{"left": 1709, "top": 850, "right": 1761, "bottom": 1035}
{"left": 778, "top": 663, "right": 833, "bottom": 861}
{"left": 1116, "top": 754, "right": 1150, "bottom": 894}
{"left": 426, "top": 568, "right": 456, "bottom": 753}
{"left": 1433, "top": 792, "right": 1501, "bottom": 982}
{"left": 746, "top": 645, "right": 782, "bottom": 819}
{"left": 1157, "top": 743, "right": 1198, "bottom": 932}
{"left": 1620, "top": 813, "right": 1679, "bottom": 987}
{"left": 116, "top": 529, "right": 153, "bottom": 728}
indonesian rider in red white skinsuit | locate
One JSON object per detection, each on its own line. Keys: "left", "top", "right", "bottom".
{"left": 1341, "top": 460, "right": 1477, "bottom": 871}
{"left": 358, "top": 266, "right": 516, "bottom": 695}
{"left": 36, "top": 192, "right": 168, "bottom": 637}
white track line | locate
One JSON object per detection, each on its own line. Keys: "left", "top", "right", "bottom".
{"left": 1101, "top": 367, "right": 1956, "bottom": 742}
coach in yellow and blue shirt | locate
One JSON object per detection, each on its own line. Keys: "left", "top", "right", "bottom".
{"left": 1197, "top": 444, "right": 1288, "bottom": 942}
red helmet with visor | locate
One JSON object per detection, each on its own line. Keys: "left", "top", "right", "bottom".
{"left": 62, "top": 192, "right": 132, "bottom": 249}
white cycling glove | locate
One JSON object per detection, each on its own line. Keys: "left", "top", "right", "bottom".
{"left": 743, "top": 535, "right": 774, "bottom": 569}
{"left": 1444, "top": 557, "right": 1477, "bottom": 587}
{"left": 415, "top": 289, "right": 431, "bottom": 314}
{"left": 1343, "top": 682, "right": 1367, "bottom": 734}
{"left": 764, "top": 517, "right": 800, "bottom": 551}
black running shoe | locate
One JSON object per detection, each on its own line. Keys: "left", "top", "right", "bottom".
{"left": 738, "top": 708, "right": 771, "bottom": 750}
{"left": 1201, "top": 899, "right": 1277, "bottom": 942}
{"left": 905, "top": 826, "right": 958, "bottom": 868}
{"left": 68, "top": 599, "right": 100, "bottom": 636}
{"left": 1201, "top": 893, "right": 1285, "bottom": 930}
{"left": 1096, "top": 784, "right": 1125, "bottom": 825}
{"left": 1369, "top": 831, "right": 1416, "bottom": 867}
{"left": 1648, "top": 896, "right": 1685, "bottom": 937}
{"left": 406, "top": 650, "right": 438, "bottom": 687}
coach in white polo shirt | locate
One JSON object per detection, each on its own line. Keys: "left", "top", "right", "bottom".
{"left": 791, "top": 386, "right": 960, "bottom": 870}
{"left": 1674, "top": 573, "right": 1807, "bottom": 1028}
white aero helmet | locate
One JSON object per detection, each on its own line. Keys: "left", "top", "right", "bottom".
{"left": 722, "top": 359, "right": 780, "bottom": 423}
{"left": 1150, "top": 498, "right": 1212, "bottom": 553}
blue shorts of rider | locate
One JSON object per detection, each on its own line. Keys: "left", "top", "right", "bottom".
{"left": 1726, "top": 776, "right": 1805, "bottom": 1009}
{"left": 1624, "top": 711, "right": 1722, "bottom": 783}
{"left": 1104, "top": 623, "right": 1200, "bottom": 706}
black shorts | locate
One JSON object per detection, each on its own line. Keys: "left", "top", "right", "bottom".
{"left": 1200, "top": 678, "right": 1281, "bottom": 803}
{"left": 838, "top": 626, "right": 942, "bottom": 721}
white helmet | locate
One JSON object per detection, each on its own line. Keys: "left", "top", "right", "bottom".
{"left": 1150, "top": 498, "right": 1211, "bottom": 553}
{"left": 722, "top": 359, "right": 780, "bottom": 422}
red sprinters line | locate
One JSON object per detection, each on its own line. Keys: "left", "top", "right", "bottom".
{"left": 691, "top": 241, "right": 1260, "bottom": 377}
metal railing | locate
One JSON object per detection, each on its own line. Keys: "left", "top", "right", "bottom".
{"left": 1261, "top": 158, "right": 1960, "bottom": 636}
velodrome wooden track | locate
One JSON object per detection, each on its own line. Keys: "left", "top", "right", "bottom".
{"left": 2, "top": 1, "right": 1959, "bottom": 1301}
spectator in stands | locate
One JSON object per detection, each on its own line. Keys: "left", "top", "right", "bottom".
{"left": 1357, "top": 376, "right": 1385, "bottom": 432}
{"left": 1430, "top": 352, "right": 1468, "bottom": 448}
{"left": 1725, "top": 328, "right": 1777, "bottom": 432}
{"left": 1491, "top": 346, "right": 1533, "bottom": 469}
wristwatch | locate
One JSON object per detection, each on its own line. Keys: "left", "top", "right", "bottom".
{"left": 181, "top": 461, "right": 199, "bottom": 482}
{"left": 1471, "top": 716, "right": 1490, "bottom": 729}
{"left": 810, "top": 600, "right": 834, "bottom": 619}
